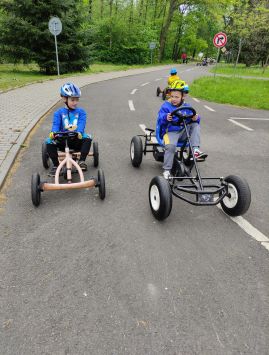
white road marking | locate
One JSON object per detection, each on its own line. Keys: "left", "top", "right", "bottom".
{"left": 185, "top": 68, "right": 193, "bottom": 72}
{"left": 230, "top": 117, "right": 269, "bottom": 121}
{"left": 228, "top": 118, "right": 253, "bottom": 131}
{"left": 155, "top": 78, "right": 162, "bottom": 81}
{"left": 141, "top": 82, "right": 150, "bottom": 86}
{"left": 139, "top": 124, "right": 147, "bottom": 133}
{"left": 204, "top": 105, "right": 215, "bottom": 112}
{"left": 261, "top": 242, "right": 269, "bottom": 251}
{"left": 131, "top": 89, "right": 137, "bottom": 95}
{"left": 217, "top": 205, "right": 269, "bottom": 252}
{"left": 128, "top": 100, "right": 135, "bottom": 111}
{"left": 192, "top": 97, "right": 200, "bottom": 103}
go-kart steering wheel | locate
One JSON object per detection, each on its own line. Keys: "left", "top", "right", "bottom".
{"left": 169, "top": 106, "right": 196, "bottom": 126}
{"left": 53, "top": 131, "right": 78, "bottom": 140}
{"left": 171, "top": 106, "right": 196, "bottom": 119}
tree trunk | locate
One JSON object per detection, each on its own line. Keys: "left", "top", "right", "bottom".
{"left": 172, "top": 21, "right": 182, "bottom": 61}
{"left": 88, "top": 0, "right": 93, "bottom": 19}
{"left": 158, "top": 0, "right": 177, "bottom": 62}
{"left": 100, "top": 0, "right": 104, "bottom": 18}
{"left": 143, "top": 0, "right": 149, "bottom": 25}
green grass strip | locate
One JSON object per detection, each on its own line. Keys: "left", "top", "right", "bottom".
{"left": 190, "top": 76, "right": 269, "bottom": 110}
{"left": 210, "top": 63, "right": 269, "bottom": 78}
{"left": 0, "top": 61, "right": 177, "bottom": 92}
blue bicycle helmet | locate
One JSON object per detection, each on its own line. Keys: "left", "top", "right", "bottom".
{"left": 170, "top": 68, "right": 177, "bottom": 75}
{"left": 60, "top": 82, "right": 81, "bottom": 97}
{"left": 183, "top": 84, "right": 189, "bottom": 93}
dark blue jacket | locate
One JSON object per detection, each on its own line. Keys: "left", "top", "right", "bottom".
{"left": 157, "top": 101, "right": 200, "bottom": 139}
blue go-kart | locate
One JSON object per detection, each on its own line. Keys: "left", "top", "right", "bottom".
{"left": 130, "top": 106, "right": 251, "bottom": 220}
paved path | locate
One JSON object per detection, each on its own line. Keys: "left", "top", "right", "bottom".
{"left": 0, "top": 65, "right": 175, "bottom": 189}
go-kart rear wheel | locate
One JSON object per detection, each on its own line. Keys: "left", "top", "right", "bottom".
{"left": 162, "top": 89, "right": 166, "bottom": 101}
{"left": 31, "top": 173, "right": 41, "bottom": 207}
{"left": 42, "top": 141, "right": 50, "bottom": 169}
{"left": 130, "top": 136, "right": 143, "bottom": 167}
{"left": 156, "top": 87, "right": 161, "bottom": 97}
{"left": 149, "top": 176, "right": 172, "bottom": 220}
{"left": 93, "top": 141, "right": 99, "bottom": 167}
{"left": 97, "top": 169, "right": 106, "bottom": 200}
{"left": 220, "top": 175, "right": 251, "bottom": 216}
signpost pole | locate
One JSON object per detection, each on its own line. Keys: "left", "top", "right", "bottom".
{"left": 48, "top": 17, "right": 62, "bottom": 76}
{"left": 214, "top": 48, "right": 220, "bottom": 78}
{"left": 150, "top": 49, "right": 153, "bottom": 64}
{"left": 54, "top": 33, "right": 60, "bottom": 76}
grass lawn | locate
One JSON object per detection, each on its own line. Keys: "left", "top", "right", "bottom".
{"left": 190, "top": 76, "right": 269, "bottom": 110}
{"left": 0, "top": 61, "right": 175, "bottom": 92}
{"left": 210, "top": 63, "right": 269, "bottom": 78}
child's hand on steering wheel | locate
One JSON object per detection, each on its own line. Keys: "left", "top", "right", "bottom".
{"left": 167, "top": 113, "right": 173, "bottom": 121}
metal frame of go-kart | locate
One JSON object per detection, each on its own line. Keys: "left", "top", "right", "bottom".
{"left": 31, "top": 131, "right": 105, "bottom": 207}
{"left": 130, "top": 107, "right": 251, "bottom": 220}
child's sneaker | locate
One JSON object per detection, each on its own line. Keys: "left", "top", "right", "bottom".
{"left": 48, "top": 166, "right": 62, "bottom": 177}
{"left": 193, "top": 149, "right": 207, "bottom": 161}
{"left": 163, "top": 170, "right": 171, "bottom": 180}
{"left": 78, "top": 161, "right": 87, "bottom": 171}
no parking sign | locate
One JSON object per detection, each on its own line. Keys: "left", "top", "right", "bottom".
{"left": 213, "top": 32, "right": 227, "bottom": 48}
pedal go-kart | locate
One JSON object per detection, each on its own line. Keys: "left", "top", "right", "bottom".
{"left": 156, "top": 86, "right": 170, "bottom": 101}
{"left": 130, "top": 107, "right": 251, "bottom": 221}
{"left": 31, "top": 131, "right": 105, "bottom": 206}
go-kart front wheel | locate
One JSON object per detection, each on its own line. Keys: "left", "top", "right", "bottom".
{"left": 149, "top": 176, "right": 172, "bottom": 220}
{"left": 31, "top": 173, "right": 41, "bottom": 207}
{"left": 220, "top": 175, "right": 251, "bottom": 216}
{"left": 42, "top": 141, "right": 50, "bottom": 169}
{"left": 93, "top": 141, "right": 99, "bottom": 167}
{"left": 97, "top": 169, "right": 106, "bottom": 200}
{"left": 156, "top": 87, "right": 161, "bottom": 97}
{"left": 130, "top": 136, "right": 143, "bottom": 167}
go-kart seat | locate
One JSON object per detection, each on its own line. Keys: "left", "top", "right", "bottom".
{"left": 155, "top": 121, "right": 189, "bottom": 149}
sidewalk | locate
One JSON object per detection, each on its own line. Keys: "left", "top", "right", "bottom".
{"left": 0, "top": 64, "right": 173, "bottom": 189}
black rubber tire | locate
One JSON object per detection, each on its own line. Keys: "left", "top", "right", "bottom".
{"left": 156, "top": 87, "right": 161, "bottom": 97}
{"left": 97, "top": 169, "right": 106, "bottom": 200}
{"left": 220, "top": 175, "right": 251, "bottom": 216}
{"left": 31, "top": 173, "right": 41, "bottom": 207}
{"left": 153, "top": 146, "right": 164, "bottom": 162}
{"left": 93, "top": 141, "right": 99, "bottom": 167}
{"left": 42, "top": 141, "right": 50, "bottom": 169}
{"left": 130, "top": 136, "right": 143, "bottom": 167}
{"left": 162, "top": 89, "right": 166, "bottom": 101}
{"left": 149, "top": 176, "right": 172, "bottom": 220}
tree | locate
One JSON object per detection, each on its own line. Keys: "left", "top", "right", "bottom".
{"left": 0, "top": 0, "right": 92, "bottom": 74}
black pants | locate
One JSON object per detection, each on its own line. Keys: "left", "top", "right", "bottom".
{"left": 47, "top": 137, "right": 92, "bottom": 166}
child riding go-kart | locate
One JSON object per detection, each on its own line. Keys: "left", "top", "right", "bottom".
{"left": 31, "top": 131, "right": 105, "bottom": 206}
{"left": 156, "top": 68, "right": 181, "bottom": 101}
{"left": 130, "top": 106, "right": 251, "bottom": 221}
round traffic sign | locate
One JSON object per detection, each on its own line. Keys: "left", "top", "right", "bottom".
{"left": 213, "top": 32, "right": 227, "bottom": 48}
{"left": 49, "top": 17, "right": 62, "bottom": 36}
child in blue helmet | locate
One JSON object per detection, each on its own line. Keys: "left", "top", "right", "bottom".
{"left": 157, "top": 80, "right": 207, "bottom": 179}
{"left": 46, "top": 82, "right": 92, "bottom": 176}
{"left": 167, "top": 68, "right": 180, "bottom": 87}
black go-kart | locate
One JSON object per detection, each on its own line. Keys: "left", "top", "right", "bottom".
{"left": 156, "top": 86, "right": 170, "bottom": 101}
{"left": 130, "top": 107, "right": 251, "bottom": 221}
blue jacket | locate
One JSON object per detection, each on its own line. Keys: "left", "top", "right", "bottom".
{"left": 157, "top": 101, "right": 200, "bottom": 139}
{"left": 51, "top": 107, "right": 87, "bottom": 133}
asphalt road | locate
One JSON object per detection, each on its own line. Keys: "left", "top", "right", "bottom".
{"left": 0, "top": 66, "right": 269, "bottom": 354}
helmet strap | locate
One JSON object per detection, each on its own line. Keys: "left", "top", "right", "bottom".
{"left": 64, "top": 97, "right": 73, "bottom": 110}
